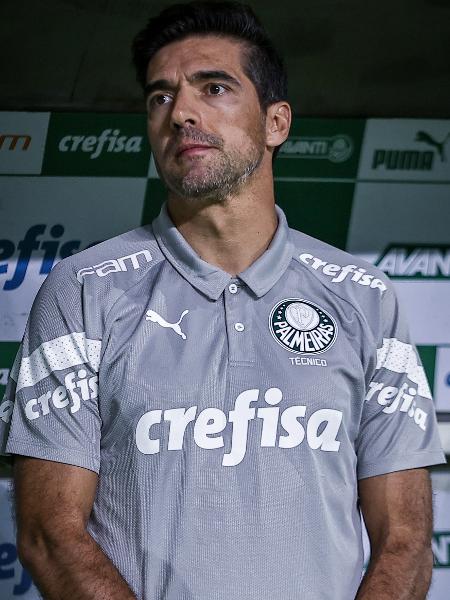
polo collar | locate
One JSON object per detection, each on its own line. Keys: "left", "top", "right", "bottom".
{"left": 152, "top": 203, "right": 294, "bottom": 301}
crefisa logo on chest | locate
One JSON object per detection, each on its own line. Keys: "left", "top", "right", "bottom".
{"left": 270, "top": 298, "right": 337, "bottom": 354}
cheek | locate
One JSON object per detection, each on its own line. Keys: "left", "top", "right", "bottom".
{"left": 231, "top": 98, "right": 263, "bottom": 132}
{"left": 147, "top": 126, "right": 168, "bottom": 160}
{"left": 223, "top": 113, "right": 265, "bottom": 150}
{"left": 147, "top": 110, "right": 171, "bottom": 144}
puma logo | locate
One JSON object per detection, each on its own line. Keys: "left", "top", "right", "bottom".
{"left": 415, "top": 131, "right": 450, "bottom": 162}
{"left": 145, "top": 309, "right": 189, "bottom": 340}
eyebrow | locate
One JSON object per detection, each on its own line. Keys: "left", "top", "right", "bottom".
{"left": 144, "top": 70, "right": 242, "bottom": 98}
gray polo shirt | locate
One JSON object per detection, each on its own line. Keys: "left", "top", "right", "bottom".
{"left": 0, "top": 204, "right": 445, "bottom": 600}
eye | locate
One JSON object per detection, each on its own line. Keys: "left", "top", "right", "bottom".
{"left": 206, "top": 83, "right": 227, "bottom": 95}
{"left": 147, "top": 93, "right": 172, "bottom": 110}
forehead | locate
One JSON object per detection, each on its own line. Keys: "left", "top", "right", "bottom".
{"left": 145, "top": 35, "right": 249, "bottom": 84}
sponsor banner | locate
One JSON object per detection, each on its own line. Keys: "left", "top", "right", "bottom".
{"left": 274, "top": 118, "right": 365, "bottom": 180}
{"left": 0, "top": 111, "right": 449, "bottom": 598}
{"left": 0, "top": 112, "right": 50, "bottom": 175}
{"left": 435, "top": 347, "right": 450, "bottom": 413}
{"left": 0, "top": 177, "right": 146, "bottom": 341}
{"left": 357, "top": 119, "right": 450, "bottom": 181}
{"left": 42, "top": 113, "right": 151, "bottom": 177}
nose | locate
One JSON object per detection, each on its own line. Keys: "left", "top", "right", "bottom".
{"left": 169, "top": 87, "right": 200, "bottom": 131}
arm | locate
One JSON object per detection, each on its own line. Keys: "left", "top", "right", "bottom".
{"left": 14, "top": 456, "right": 136, "bottom": 600}
{"left": 356, "top": 468, "right": 434, "bottom": 600}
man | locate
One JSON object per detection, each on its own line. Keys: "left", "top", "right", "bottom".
{"left": 0, "top": 2, "right": 446, "bottom": 599}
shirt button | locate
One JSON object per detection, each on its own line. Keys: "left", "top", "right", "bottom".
{"left": 229, "top": 283, "right": 238, "bottom": 294}
{"left": 234, "top": 322, "right": 245, "bottom": 332}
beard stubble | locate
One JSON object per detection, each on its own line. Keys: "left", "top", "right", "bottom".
{"left": 157, "top": 122, "right": 266, "bottom": 204}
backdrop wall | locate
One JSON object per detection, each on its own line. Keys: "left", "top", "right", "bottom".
{"left": 0, "top": 112, "right": 449, "bottom": 598}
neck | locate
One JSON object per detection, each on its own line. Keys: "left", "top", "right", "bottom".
{"left": 166, "top": 171, "right": 278, "bottom": 276}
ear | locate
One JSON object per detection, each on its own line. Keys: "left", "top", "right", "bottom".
{"left": 265, "top": 101, "right": 292, "bottom": 149}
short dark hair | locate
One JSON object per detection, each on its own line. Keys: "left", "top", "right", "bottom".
{"left": 131, "top": 1, "right": 288, "bottom": 114}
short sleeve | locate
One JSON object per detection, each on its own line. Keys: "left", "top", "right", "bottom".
{"left": 0, "top": 260, "right": 102, "bottom": 473}
{"left": 356, "top": 282, "right": 446, "bottom": 479}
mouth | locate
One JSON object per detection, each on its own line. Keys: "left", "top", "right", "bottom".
{"left": 175, "top": 144, "right": 216, "bottom": 158}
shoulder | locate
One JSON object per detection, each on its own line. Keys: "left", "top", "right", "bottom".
{"left": 30, "top": 225, "right": 166, "bottom": 335}
{"left": 286, "top": 226, "right": 400, "bottom": 342}
{"left": 288, "top": 226, "right": 392, "bottom": 298}
{"left": 27, "top": 224, "right": 167, "bottom": 342}
{"left": 44, "top": 224, "right": 164, "bottom": 292}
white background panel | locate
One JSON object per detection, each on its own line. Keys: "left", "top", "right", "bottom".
{"left": 347, "top": 183, "right": 450, "bottom": 346}
{"left": 0, "top": 177, "right": 146, "bottom": 341}
{"left": 0, "top": 478, "right": 38, "bottom": 598}
{"left": 435, "top": 348, "right": 450, "bottom": 413}
{"left": 347, "top": 183, "right": 450, "bottom": 254}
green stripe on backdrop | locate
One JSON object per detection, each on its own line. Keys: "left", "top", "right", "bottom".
{"left": 275, "top": 182, "right": 354, "bottom": 250}
{"left": 0, "top": 342, "right": 20, "bottom": 476}
{"left": 141, "top": 178, "right": 166, "bottom": 225}
{"left": 417, "top": 345, "right": 437, "bottom": 396}
{"left": 0, "top": 341, "right": 20, "bottom": 393}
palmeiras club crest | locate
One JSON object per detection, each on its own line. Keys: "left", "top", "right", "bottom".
{"left": 269, "top": 298, "right": 337, "bottom": 355}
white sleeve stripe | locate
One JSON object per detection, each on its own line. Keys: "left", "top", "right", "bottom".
{"left": 15, "top": 333, "right": 101, "bottom": 392}
{"left": 376, "top": 337, "right": 432, "bottom": 399}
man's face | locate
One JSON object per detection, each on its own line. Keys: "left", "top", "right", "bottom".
{"left": 145, "top": 35, "right": 268, "bottom": 202}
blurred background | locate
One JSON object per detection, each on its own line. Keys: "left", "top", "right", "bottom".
{"left": 1, "top": 0, "right": 449, "bottom": 116}
{"left": 0, "top": 1, "right": 449, "bottom": 597}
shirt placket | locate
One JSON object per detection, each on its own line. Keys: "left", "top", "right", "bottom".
{"left": 223, "top": 279, "right": 255, "bottom": 366}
